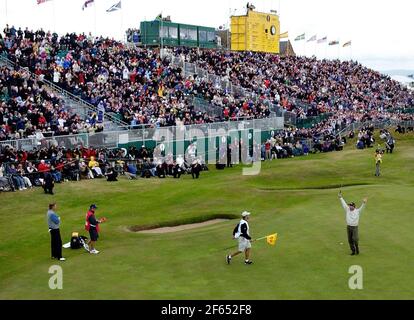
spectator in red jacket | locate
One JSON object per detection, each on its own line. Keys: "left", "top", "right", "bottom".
{"left": 38, "top": 160, "right": 50, "bottom": 173}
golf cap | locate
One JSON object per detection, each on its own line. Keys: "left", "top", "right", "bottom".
{"left": 90, "top": 204, "right": 98, "bottom": 209}
{"left": 242, "top": 211, "right": 251, "bottom": 217}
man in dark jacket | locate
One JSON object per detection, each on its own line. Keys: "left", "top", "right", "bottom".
{"left": 43, "top": 171, "right": 55, "bottom": 195}
{"left": 191, "top": 160, "right": 202, "bottom": 179}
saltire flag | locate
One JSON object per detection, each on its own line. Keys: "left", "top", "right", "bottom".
{"left": 155, "top": 13, "right": 163, "bottom": 21}
{"left": 294, "top": 33, "right": 305, "bottom": 41}
{"left": 266, "top": 233, "right": 278, "bottom": 246}
{"left": 82, "top": 0, "right": 94, "bottom": 10}
{"left": 280, "top": 31, "right": 289, "bottom": 39}
{"left": 329, "top": 40, "right": 339, "bottom": 46}
{"left": 343, "top": 41, "right": 352, "bottom": 47}
{"left": 317, "top": 36, "right": 327, "bottom": 44}
{"left": 307, "top": 35, "right": 317, "bottom": 42}
{"left": 37, "top": 0, "right": 52, "bottom": 4}
{"left": 107, "top": 1, "right": 121, "bottom": 12}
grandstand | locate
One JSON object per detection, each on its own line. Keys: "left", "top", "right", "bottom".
{"left": 2, "top": 0, "right": 414, "bottom": 306}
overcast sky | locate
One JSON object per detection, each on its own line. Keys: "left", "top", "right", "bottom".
{"left": 1, "top": 0, "right": 413, "bottom": 71}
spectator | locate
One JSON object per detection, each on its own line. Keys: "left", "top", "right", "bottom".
{"left": 46, "top": 203, "right": 65, "bottom": 261}
{"left": 43, "top": 171, "right": 55, "bottom": 195}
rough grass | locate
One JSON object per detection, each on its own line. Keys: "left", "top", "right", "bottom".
{"left": 0, "top": 131, "right": 413, "bottom": 300}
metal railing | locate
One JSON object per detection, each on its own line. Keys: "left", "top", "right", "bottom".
{"left": 0, "top": 116, "right": 285, "bottom": 152}
{"left": 337, "top": 119, "right": 414, "bottom": 138}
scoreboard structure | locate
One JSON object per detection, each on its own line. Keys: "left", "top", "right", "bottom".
{"left": 231, "top": 9, "right": 280, "bottom": 53}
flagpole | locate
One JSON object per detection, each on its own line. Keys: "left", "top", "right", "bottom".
{"left": 303, "top": 39, "right": 306, "bottom": 57}
{"left": 52, "top": 0, "right": 56, "bottom": 32}
{"left": 144, "top": 15, "right": 146, "bottom": 48}
{"left": 351, "top": 44, "right": 353, "bottom": 61}
{"left": 94, "top": 1, "right": 97, "bottom": 36}
{"left": 5, "top": 0, "right": 8, "bottom": 23}
{"left": 337, "top": 39, "right": 340, "bottom": 60}
{"left": 120, "top": 1, "right": 124, "bottom": 42}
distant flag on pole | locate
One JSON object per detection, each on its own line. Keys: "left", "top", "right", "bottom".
{"left": 37, "top": 0, "right": 52, "bottom": 4}
{"left": 294, "top": 33, "right": 305, "bottom": 41}
{"left": 106, "top": 1, "right": 121, "bottom": 12}
{"left": 82, "top": 0, "right": 94, "bottom": 10}
{"left": 266, "top": 234, "right": 278, "bottom": 246}
{"left": 280, "top": 31, "right": 289, "bottom": 39}
{"left": 307, "top": 34, "right": 317, "bottom": 42}
{"left": 317, "top": 36, "right": 327, "bottom": 44}
{"left": 155, "top": 13, "right": 163, "bottom": 21}
{"left": 329, "top": 40, "right": 339, "bottom": 46}
{"left": 343, "top": 41, "right": 352, "bottom": 47}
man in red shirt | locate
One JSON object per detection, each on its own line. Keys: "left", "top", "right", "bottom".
{"left": 85, "top": 205, "right": 106, "bottom": 254}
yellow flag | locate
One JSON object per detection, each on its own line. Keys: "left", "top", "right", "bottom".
{"left": 280, "top": 31, "right": 289, "bottom": 39}
{"left": 266, "top": 233, "right": 278, "bottom": 246}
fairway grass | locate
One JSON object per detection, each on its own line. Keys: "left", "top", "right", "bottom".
{"left": 0, "top": 132, "right": 413, "bottom": 300}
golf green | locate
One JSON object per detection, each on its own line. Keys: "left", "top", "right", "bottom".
{"left": 0, "top": 131, "right": 413, "bottom": 299}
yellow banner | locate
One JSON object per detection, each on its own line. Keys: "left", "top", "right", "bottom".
{"left": 266, "top": 233, "right": 278, "bottom": 246}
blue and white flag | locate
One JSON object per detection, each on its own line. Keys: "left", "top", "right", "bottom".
{"left": 82, "top": 0, "right": 94, "bottom": 10}
{"left": 107, "top": 1, "right": 121, "bottom": 12}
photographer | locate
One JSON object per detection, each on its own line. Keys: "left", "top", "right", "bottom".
{"left": 191, "top": 160, "right": 202, "bottom": 179}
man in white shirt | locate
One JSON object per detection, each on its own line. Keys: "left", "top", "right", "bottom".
{"left": 339, "top": 191, "right": 368, "bottom": 255}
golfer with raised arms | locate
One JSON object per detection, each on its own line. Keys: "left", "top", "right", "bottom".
{"left": 227, "top": 211, "right": 254, "bottom": 265}
{"left": 338, "top": 191, "right": 368, "bottom": 255}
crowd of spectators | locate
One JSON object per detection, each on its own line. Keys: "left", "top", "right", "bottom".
{"left": 0, "top": 25, "right": 106, "bottom": 140}
{"left": 2, "top": 24, "right": 414, "bottom": 192}
{"left": 0, "top": 141, "right": 210, "bottom": 191}
{"left": 1, "top": 25, "right": 275, "bottom": 133}
{"left": 174, "top": 47, "right": 414, "bottom": 120}
{"left": 0, "top": 65, "right": 102, "bottom": 141}
{"left": 2, "top": 25, "right": 414, "bottom": 142}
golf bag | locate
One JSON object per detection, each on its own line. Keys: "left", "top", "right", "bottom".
{"left": 70, "top": 232, "right": 89, "bottom": 251}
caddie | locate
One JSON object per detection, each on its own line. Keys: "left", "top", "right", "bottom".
{"left": 226, "top": 211, "right": 254, "bottom": 265}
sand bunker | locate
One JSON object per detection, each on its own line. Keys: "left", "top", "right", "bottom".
{"left": 132, "top": 219, "right": 230, "bottom": 234}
